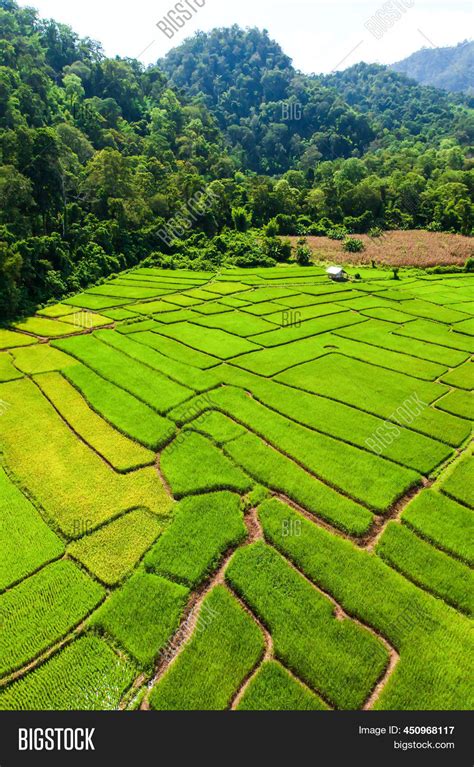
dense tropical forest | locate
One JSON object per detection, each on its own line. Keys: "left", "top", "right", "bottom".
{"left": 0, "top": 2, "right": 473, "bottom": 318}
{"left": 392, "top": 41, "right": 474, "bottom": 95}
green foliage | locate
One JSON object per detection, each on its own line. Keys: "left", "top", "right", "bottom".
{"left": 0, "top": 635, "right": 136, "bottom": 710}
{"left": 226, "top": 541, "right": 388, "bottom": 709}
{"left": 377, "top": 522, "right": 474, "bottom": 616}
{"left": 145, "top": 492, "right": 246, "bottom": 587}
{"left": 402, "top": 490, "right": 474, "bottom": 566}
{"left": 92, "top": 572, "right": 189, "bottom": 668}
{"left": 259, "top": 498, "right": 473, "bottom": 710}
{"left": 327, "top": 226, "right": 348, "bottom": 240}
{"left": 68, "top": 510, "right": 162, "bottom": 586}
{"left": 150, "top": 586, "right": 265, "bottom": 710}
{"left": 0, "top": 467, "right": 64, "bottom": 591}
{"left": 0, "top": 560, "right": 105, "bottom": 677}
{"left": 263, "top": 236, "right": 292, "bottom": 263}
{"left": 0, "top": 8, "right": 472, "bottom": 320}
{"left": 161, "top": 431, "right": 252, "bottom": 498}
{"left": 295, "top": 237, "right": 312, "bottom": 266}
{"left": 343, "top": 238, "right": 365, "bottom": 253}
{"left": 231, "top": 208, "right": 251, "bottom": 232}
{"left": 237, "top": 661, "right": 329, "bottom": 711}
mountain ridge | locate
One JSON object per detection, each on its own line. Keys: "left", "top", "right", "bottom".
{"left": 391, "top": 40, "right": 474, "bottom": 95}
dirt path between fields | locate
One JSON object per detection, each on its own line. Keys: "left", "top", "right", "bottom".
{"left": 140, "top": 544, "right": 238, "bottom": 710}
{"left": 141, "top": 506, "right": 270, "bottom": 711}
{"left": 364, "top": 478, "right": 431, "bottom": 551}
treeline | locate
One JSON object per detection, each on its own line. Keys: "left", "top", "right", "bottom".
{"left": 0, "top": 4, "right": 473, "bottom": 319}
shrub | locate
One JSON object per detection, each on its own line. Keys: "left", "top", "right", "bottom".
{"left": 263, "top": 236, "right": 292, "bottom": 262}
{"left": 231, "top": 208, "right": 251, "bottom": 232}
{"left": 296, "top": 216, "right": 313, "bottom": 235}
{"left": 274, "top": 214, "right": 298, "bottom": 235}
{"left": 327, "top": 226, "right": 348, "bottom": 240}
{"left": 309, "top": 217, "right": 334, "bottom": 236}
{"left": 231, "top": 252, "right": 276, "bottom": 268}
{"left": 368, "top": 226, "right": 383, "bottom": 238}
{"left": 342, "top": 237, "right": 365, "bottom": 253}
{"left": 263, "top": 218, "right": 279, "bottom": 237}
{"left": 343, "top": 211, "right": 373, "bottom": 233}
{"left": 295, "top": 237, "right": 312, "bottom": 266}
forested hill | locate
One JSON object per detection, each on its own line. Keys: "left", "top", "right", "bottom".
{"left": 0, "top": 5, "right": 473, "bottom": 320}
{"left": 319, "top": 64, "right": 471, "bottom": 144}
{"left": 0, "top": 0, "right": 234, "bottom": 315}
{"left": 160, "top": 26, "right": 473, "bottom": 172}
{"left": 392, "top": 41, "right": 474, "bottom": 96}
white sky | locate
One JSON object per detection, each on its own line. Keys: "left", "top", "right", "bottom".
{"left": 17, "top": 0, "right": 473, "bottom": 74}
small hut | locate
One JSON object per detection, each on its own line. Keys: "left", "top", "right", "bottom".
{"left": 327, "top": 266, "right": 348, "bottom": 282}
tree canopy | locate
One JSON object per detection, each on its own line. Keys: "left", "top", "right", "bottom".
{"left": 0, "top": 5, "right": 472, "bottom": 318}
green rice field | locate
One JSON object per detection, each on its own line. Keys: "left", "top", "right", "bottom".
{"left": 0, "top": 265, "right": 472, "bottom": 711}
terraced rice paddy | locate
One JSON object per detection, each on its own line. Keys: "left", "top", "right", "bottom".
{"left": 0, "top": 265, "right": 472, "bottom": 711}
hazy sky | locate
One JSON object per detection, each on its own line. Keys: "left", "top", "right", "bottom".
{"left": 17, "top": 0, "right": 472, "bottom": 73}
